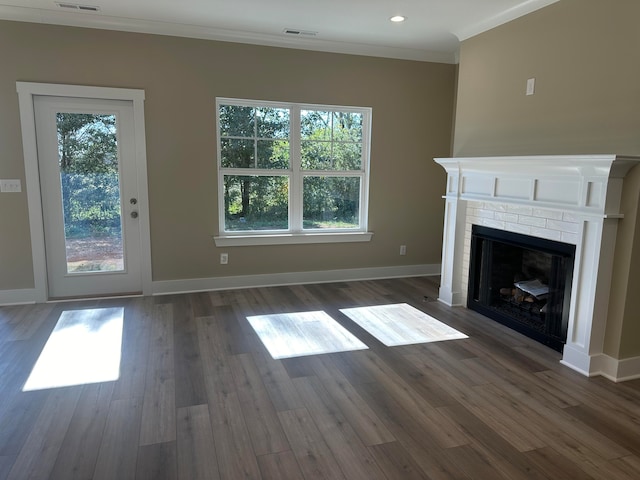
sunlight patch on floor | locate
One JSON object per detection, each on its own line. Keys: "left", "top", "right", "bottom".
{"left": 23, "top": 307, "right": 124, "bottom": 391}
{"left": 340, "top": 303, "right": 468, "bottom": 347}
{"left": 247, "top": 310, "right": 368, "bottom": 359}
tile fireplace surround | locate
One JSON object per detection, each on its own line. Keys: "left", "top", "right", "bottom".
{"left": 435, "top": 155, "right": 640, "bottom": 381}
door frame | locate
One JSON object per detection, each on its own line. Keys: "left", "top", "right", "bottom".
{"left": 16, "top": 82, "right": 152, "bottom": 302}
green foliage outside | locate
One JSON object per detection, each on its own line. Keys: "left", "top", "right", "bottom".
{"left": 220, "top": 105, "right": 363, "bottom": 231}
{"left": 56, "top": 113, "right": 122, "bottom": 238}
{"left": 224, "top": 175, "right": 289, "bottom": 231}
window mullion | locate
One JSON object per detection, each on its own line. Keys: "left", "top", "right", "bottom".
{"left": 216, "top": 98, "right": 225, "bottom": 235}
{"left": 253, "top": 107, "right": 258, "bottom": 168}
{"left": 359, "top": 111, "right": 371, "bottom": 231}
{"left": 330, "top": 112, "right": 335, "bottom": 169}
{"left": 290, "top": 107, "right": 302, "bottom": 232}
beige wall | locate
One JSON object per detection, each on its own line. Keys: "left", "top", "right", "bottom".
{"left": 454, "top": 0, "right": 640, "bottom": 359}
{"left": 0, "top": 20, "right": 456, "bottom": 291}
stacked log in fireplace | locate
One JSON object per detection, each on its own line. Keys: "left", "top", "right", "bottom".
{"left": 497, "top": 277, "right": 549, "bottom": 332}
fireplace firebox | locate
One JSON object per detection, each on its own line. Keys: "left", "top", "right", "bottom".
{"left": 468, "top": 225, "right": 576, "bottom": 352}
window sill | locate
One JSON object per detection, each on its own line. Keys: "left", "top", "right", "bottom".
{"left": 213, "top": 231, "right": 373, "bottom": 247}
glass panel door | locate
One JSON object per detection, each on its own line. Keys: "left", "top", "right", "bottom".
{"left": 34, "top": 96, "right": 142, "bottom": 298}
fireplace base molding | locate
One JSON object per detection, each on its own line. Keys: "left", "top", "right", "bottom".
{"left": 563, "top": 348, "right": 640, "bottom": 382}
{"left": 435, "top": 154, "right": 640, "bottom": 381}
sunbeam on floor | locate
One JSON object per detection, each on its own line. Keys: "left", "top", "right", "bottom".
{"left": 22, "top": 307, "right": 124, "bottom": 391}
{"left": 340, "top": 303, "right": 468, "bottom": 346}
{"left": 247, "top": 310, "right": 368, "bottom": 359}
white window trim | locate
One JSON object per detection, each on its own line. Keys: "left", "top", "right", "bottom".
{"left": 213, "top": 231, "right": 373, "bottom": 247}
{"left": 214, "top": 98, "right": 373, "bottom": 246}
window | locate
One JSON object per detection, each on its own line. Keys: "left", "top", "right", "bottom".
{"left": 215, "top": 98, "right": 372, "bottom": 246}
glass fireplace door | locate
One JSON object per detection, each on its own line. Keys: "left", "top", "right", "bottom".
{"left": 468, "top": 225, "right": 575, "bottom": 352}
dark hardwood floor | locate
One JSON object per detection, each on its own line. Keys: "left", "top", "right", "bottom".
{"left": 1, "top": 276, "right": 640, "bottom": 479}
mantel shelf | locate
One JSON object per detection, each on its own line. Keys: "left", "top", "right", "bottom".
{"left": 435, "top": 154, "right": 640, "bottom": 217}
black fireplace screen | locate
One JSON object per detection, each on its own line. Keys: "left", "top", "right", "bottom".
{"left": 468, "top": 225, "right": 575, "bottom": 352}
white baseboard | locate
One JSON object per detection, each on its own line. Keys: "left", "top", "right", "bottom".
{"left": 437, "top": 286, "right": 465, "bottom": 307}
{"left": 152, "top": 264, "right": 440, "bottom": 296}
{"left": 616, "top": 356, "right": 640, "bottom": 381}
{"left": 0, "top": 265, "right": 440, "bottom": 305}
{"left": 560, "top": 344, "right": 592, "bottom": 377}
{"left": 0, "top": 288, "right": 37, "bottom": 306}
{"left": 591, "top": 354, "right": 640, "bottom": 382}
{"left": 561, "top": 346, "right": 640, "bottom": 382}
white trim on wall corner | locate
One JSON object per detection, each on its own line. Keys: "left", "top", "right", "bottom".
{"left": 453, "top": 0, "right": 560, "bottom": 41}
{"left": 0, "top": 289, "right": 37, "bottom": 306}
{"left": 562, "top": 350, "right": 640, "bottom": 382}
{"left": 591, "top": 354, "right": 640, "bottom": 383}
{"left": 152, "top": 264, "right": 441, "bottom": 296}
{"left": 615, "top": 356, "right": 640, "bottom": 382}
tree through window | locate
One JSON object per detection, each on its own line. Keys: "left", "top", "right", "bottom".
{"left": 216, "top": 99, "right": 371, "bottom": 237}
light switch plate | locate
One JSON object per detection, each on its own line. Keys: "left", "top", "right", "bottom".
{"left": 526, "top": 78, "right": 536, "bottom": 96}
{"left": 0, "top": 179, "right": 22, "bottom": 193}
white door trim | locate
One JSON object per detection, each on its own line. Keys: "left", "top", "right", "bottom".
{"left": 16, "top": 82, "right": 152, "bottom": 301}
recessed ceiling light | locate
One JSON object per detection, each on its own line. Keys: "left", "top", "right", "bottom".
{"left": 390, "top": 15, "right": 406, "bottom": 23}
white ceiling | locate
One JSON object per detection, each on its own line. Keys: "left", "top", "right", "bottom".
{"left": 0, "top": 0, "right": 558, "bottom": 63}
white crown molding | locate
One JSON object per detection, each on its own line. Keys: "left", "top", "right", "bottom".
{"left": 0, "top": 5, "right": 456, "bottom": 63}
{"left": 453, "top": 0, "right": 560, "bottom": 41}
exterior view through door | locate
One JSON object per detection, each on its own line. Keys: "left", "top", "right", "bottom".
{"left": 34, "top": 95, "right": 143, "bottom": 299}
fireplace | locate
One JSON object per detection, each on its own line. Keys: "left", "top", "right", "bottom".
{"left": 468, "top": 225, "right": 575, "bottom": 352}
{"left": 434, "top": 154, "right": 640, "bottom": 380}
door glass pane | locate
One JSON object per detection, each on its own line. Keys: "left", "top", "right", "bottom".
{"left": 56, "top": 112, "right": 124, "bottom": 273}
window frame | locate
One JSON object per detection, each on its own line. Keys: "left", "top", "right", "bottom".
{"left": 214, "top": 97, "right": 373, "bottom": 247}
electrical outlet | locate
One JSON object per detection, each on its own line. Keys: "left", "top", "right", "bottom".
{"left": 220, "top": 253, "right": 228, "bottom": 265}
{"left": 400, "top": 245, "right": 407, "bottom": 256}
{"left": 0, "top": 179, "right": 22, "bottom": 193}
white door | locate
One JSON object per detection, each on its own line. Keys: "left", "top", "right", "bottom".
{"left": 34, "top": 96, "right": 142, "bottom": 298}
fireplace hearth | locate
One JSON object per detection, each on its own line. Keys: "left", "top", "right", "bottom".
{"left": 468, "top": 225, "right": 575, "bottom": 351}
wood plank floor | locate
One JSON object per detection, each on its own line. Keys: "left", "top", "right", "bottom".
{"left": 1, "top": 276, "right": 640, "bottom": 479}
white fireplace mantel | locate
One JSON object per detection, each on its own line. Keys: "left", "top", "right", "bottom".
{"left": 435, "top": 154, "right": 640, "bottom": 381}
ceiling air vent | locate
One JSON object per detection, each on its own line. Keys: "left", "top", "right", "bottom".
{"left": 283, "top": 28, "right": 318, "bottom": 37}
{"left": 56, "top": 2, "right": 101, "bottom": 12}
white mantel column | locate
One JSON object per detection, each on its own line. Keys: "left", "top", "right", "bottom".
{"left": 438, "top": 187, "right": 467, "bottom": 307}
{"left": 561, "top": 216, "right": 610, "bottom": 375}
